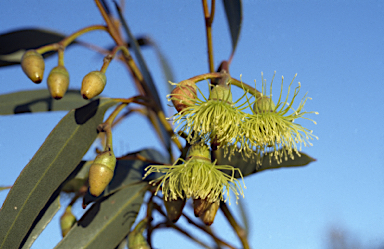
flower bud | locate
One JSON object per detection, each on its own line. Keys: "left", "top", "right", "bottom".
{"left": 128, "top": 219, "right": 150, "bottom": 249}
{"left": 253, "top": 96, "right": 275, "bottom": 114}
{"left": 193, "top": 198, "right": 211, "bottom": 217}
{"left": 170, "top": 80, "right": 197, "bottom": 113}
{"left": 201, "top": 200, "right": 220, "bottom": 226}
{"left": 47, "top": 66, "right": 69, "bottom": 99}
{"left": 88, "top": 149, "right": 116, "bottom": 197}
{"left": 81, "top": 71, "right": 107, "bottom": 99}
{"left": 209, "top": 85, "right": 232, "bottom": 103}
{"left": 60, "top": 206, "right": 76, "bottom": 237}
{"left": 21, "top": 50, "right": 45, "bottom": 83}
{"left": 164, "top": 197, "right": 186, "bottom": 223}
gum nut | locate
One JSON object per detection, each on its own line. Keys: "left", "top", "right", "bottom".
{"left": 193, "top": 198, "right": 211, "bottom": 217}
{"left": 164, "top": 198, "right": 186, "bottom": 223}
{"left": 21, "top": 50, "right": 45, "bottom": 83}
{"left": 47, "top": 66, "right": 69, "bottom": 99}
{"left": 171, "top": 81, "right": 197, "bottom": 112}
{"left": 60, "top": 207, "right": 76, "bottom": 237}
{"left": 81, "top": 71, "right": 106, "bottom": 99}
{"left": 201, "top": 200, "right": 220, "bottom": 226}
{"left": 88, "top": 163, "right": 114, "bottom": 197}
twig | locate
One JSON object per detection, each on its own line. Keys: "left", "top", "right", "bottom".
{"left": 182, "top": 213, "right": 236, "bottom": 249}
{"left": 202, "top": 0, "right": 216, "bottom": 73}
{"left": 220, "top": 201, "right": 250, "bottom": 249}
{"left": 153, "top": 222, "right": 213, "bottom": 249}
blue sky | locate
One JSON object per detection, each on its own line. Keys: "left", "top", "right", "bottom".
{"left": 1, "top": 1, "right": 384, "bottom": 248}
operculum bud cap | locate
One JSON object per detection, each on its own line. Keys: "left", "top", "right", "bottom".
{"left": 88, "top": 150, "right": 116, "bottom": 197}
{"left": 170, "top": 80, "right": 197, "bottom": 113}
{"left": 21, "top": 50, "right": 45, "bottom": 83}
{"left": 81, "top": 71, "right": 107, "bottom": 99}
{"left": 47, "top": 65, "right": 69, "bottom": 99}
{"left": 253, "top": 96, "right": 276, "bottom": 114}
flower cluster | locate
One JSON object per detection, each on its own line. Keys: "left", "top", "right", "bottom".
{"left": 143, "top": 144, "right": 245, "bottom": 205}
{"left": 168, "top": 72, "right": 317, "bottom": 164}
{"left": 144, "top": 72, "right": 316, "bottom": 224}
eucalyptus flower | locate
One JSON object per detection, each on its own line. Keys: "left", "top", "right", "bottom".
{"left": 143, "top": 144, "right": 245, "bottom": 205}
{"left": 240, "top": 72, "right": 318, "bottom": 164}
{"left": 168, "top": 81, "right": 248, "bottom": 149}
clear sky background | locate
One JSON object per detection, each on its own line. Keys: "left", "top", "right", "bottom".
{"left": 1, "top": 1, "right": 384, "bottom": 249}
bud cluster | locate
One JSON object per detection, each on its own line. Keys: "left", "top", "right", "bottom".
{"left": 21, "top": 49, "right": 108, "bottom": 100}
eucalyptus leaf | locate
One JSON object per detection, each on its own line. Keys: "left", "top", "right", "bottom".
{"left": 217, "top": 148, "right": 316, "bottom": 178}
{"left": 0, "top": 89, "right": 89, "bottom": 115}
{"left": 0, "top": 98, "right": 118, "bottom": 249}
{"left": 70, "top": 149, "right": 167, "bottom": 248}
{"left": 223, "top": 0, "right": 243, "bottom": 57}
{"left": 114, "top": 3, "right": 172, "bottom": 154}
{"left": 0, "top": 28, "right": 73, "bottom": 67}
{"left": 55, "top": 182, "right": 148, "bottom": 249}
{"left": 21, "top": 196, "right": 61, "bottom": 249}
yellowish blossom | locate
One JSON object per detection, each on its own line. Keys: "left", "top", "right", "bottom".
{"left": 240, "top": 72, "right": 318, "bottom": 164}
{"left": 143, "top": 144, "right": 245, "bottom": 204}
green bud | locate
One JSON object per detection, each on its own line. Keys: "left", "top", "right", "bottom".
{"left": 47, "top": 65, "right": 69, "bottom": 99}
{"left": 170, "top": 80, "right": 197, "bottom": 113}
{"left": 128, "top": 219, "right": 150, "bottom": 249}
{"left": 60, "top": 206, "right": 76, "bottom": 237}
{"left": 88, "top": 150, "right": 116, "bottom": 197}
{"left": 21, "top": 50, "right": 45, "bottom": 83}
{"left": 81, "top": 71, "right": 107, "bottom": 99}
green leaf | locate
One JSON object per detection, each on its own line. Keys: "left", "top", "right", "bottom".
{"left": 217, "top": 149, "right": 316, "bottom": 178}
{"left": 0, "top": 28, "right": 73, "bottom": 67}
{"left": 61, "top": 161, "right": 93, "bottom": 193}
{"left": 55, "top": 149, "right": 167, "bottom": 249}
{"left": 223, "top": 0, "right": 243, "bottom": 57}
{"left": 56, "top": 183, "right": 148, "bottom": 249}
{"left": 148, "top": 38, "right": 175, "bottom": 93}
{"left": 0, "top": 89, "right": 89, "bottom": 115}
{"left": 114, "top": 3, "right": 172, "bottom": 154}
{"left": 0, "top": 98, "right": 118, "bottom": 249}
{"left": 21, "top": 196, "right": 61, "bottom": 249}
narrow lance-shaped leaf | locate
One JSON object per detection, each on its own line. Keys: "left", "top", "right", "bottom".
{"left": 56, "top": 149, "right": 167, "bottom": 249}
{"left": 217, "top": 148, "right": 316, "bottom": 178}
{"left": 0, "top": 89, "right": 89, "bottom": 115}
{"left": 222, "top": 0, "right": 243, "bottom": 58}
{"left": 0, "top": 98, "right": 119, "bottom": 249}
{"left": 21, "top": 196, "right": 61, "bottom": 249}
{"left": 0, "top": 28, "right": 74, "bottom": 67}
{"left": 114, "top": 3, "right": 172, "bottom": 153}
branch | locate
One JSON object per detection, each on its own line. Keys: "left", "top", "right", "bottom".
{"left": 220, "top": 201, "right": 250, "bottom": 249}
